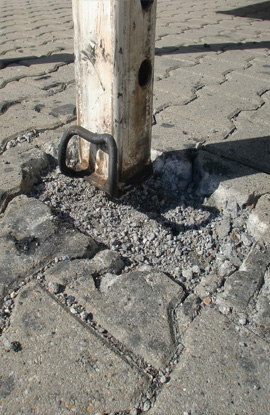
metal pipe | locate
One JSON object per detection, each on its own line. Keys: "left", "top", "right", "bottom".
{"left": 58, "top": 125, "right": 118, "bottom": 198}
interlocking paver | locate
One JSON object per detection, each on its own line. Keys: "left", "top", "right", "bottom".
{"left": 0, "top": 283, "right": 149, "bottom": 415}
{"left": 0, "top": 0, "right": 269, "bottom": 414}
{"left": 149, "top": 308, "right": 270, "bottom": 415}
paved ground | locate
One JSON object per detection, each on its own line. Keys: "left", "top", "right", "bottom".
{"left": 0, "top": 0, "right": 270, "bottom": 414}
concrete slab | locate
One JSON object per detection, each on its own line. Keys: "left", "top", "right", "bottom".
{"left": 193, "top": 150, "right": 270, "bottom": 210}
{"left": 0, "top": 283, "right": 149, "bottom": 415}
{"left": 149, "top": 307, "right": 270, "bottom": 415}
{"left": 0, "top": 103, "right": 63, "bottom": 145}
{"left": 247, "top": 194, "right": 270, "bottom": 246}
{"left": 0, "top": 143, "right": 49, "bottom": 212}
{"left": 45, "top": 265, "right": 184, "bottom": 370}
{"left": 0, "top": 195, "right": 97, "bottom": 299}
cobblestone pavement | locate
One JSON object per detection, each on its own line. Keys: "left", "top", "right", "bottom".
{"left": 0, "top": 1, "right": 270, "bottom": 414}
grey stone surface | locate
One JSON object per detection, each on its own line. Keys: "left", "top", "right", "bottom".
{"left": 247, "top": 194, "right": 270, "bottom": 246}
{"left": 176, "top": 294, "right": 201, "bottom": 337}
{"left": 149, "top": 308, "right": 270, "bottom": 415}
{"left": 193, "top": 150, "right": 270, "bottom": 209}
{"left": 44, "top": 249, "right": 124, "bottom": 293}
{"left": 0, "top": 0, "right": 270, "bottom": 413}
{"left": 216, "top": 244, "right": 270, "bottom": 313}
{"left": 194, "top": 272, "right": 224, "bottom": 300}
{"left": 0, "top": 283, "right": 149, "bottom": 415}
{"left": 0, "top": 142, "right": 49, "bottom": 212}
{"left": 46, "top": 266, "right": 184, "bottom": 369}
{"left": 253, "top": 267, "right": 270, "bottom": 338}
{"left": 216, "top": 270, "right": 264, "bottom": 311}
{"left": 0, "top": 195, "right": 97, "bottom": 299}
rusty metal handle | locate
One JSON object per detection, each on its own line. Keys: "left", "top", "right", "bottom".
{"left": 58, "top": 125, "right": 118, "bottom": 197}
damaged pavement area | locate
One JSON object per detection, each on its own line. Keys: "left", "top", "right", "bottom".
{"left": 0, "top": 0, "right": 270, "bottom": 414}
{"left": 0, "top": 141, "right": 269, "bottom": 414}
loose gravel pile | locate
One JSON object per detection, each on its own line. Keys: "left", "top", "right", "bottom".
{"left": 30, "top": 153, "right": 255, "bottom": 292}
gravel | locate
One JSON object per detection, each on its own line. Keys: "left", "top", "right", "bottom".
{"left": 29, "top": 155, "right": 255, "bottom": 293}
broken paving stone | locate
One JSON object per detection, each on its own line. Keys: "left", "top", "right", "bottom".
{"left": 149, "top": 308, "right": 270, "bottom": 415}
{"left": 55, "top": 269, "right": 184, "bottom": 369}
{"left": 252, "top": 268, "right": 270, "bottom": 338}
{"left": 239, "top": 243, "right": 270, "bottom": 276}
{"left": 194, "top": 150, "right": 269, "bottom": 210}
{"left": 0, "top": 283, "right": 149, "bottom": 414}
{"left": 176, "top": 294, "right": 201, "bottom": 337}
{"left": 216, "top": 270, "right": 264, "bottom": 312}
{"left": 194, "top": 273, "right": 224, "bottom": 299}
{"left": 216, "top": 216, "right": 231, "bottom": 239}
{"left": 89, "top": 249, "right": 125, "bottom": 275}
{"left": 44, "top": 249, "right": 124, "bottom": 292}
{"left": 0, "top": 142, "right": 49, "bottom": 213}
{"left": 44, "top": 259, "right": 97, "bottom": 291}
{"left": 247, "top": 194, "right": 270, "bottom": 246}
{"left": 88, "top": 270, "right": 184, "bottom": 369}
{"left": 0, "top": 195, "right": 98, "bottom": 300}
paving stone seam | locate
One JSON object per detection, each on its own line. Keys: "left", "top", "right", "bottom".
{"left": 0, "top": 78, "right": 75, "bottom": 116}
{"left": 224, "top": 88, "right": 270, "bottom": 140}
{"left": 0, "top": 117, "right": 76, "bottom": 156}
{"left": 0, "top": 256, "right": 189, "bottom": 413}
{"left": 0, "top": 48, "right": 66, "bottom": 70}
{"left": 0, "top": 61, "right": 71, "bottom": 90}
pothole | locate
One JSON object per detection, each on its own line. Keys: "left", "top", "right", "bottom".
{"left": 29, "top": 150, "right": 254, "bottom": 290}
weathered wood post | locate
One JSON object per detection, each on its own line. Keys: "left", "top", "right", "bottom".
{"left": 64, "top": 0, "right": 157, "bottom": 195}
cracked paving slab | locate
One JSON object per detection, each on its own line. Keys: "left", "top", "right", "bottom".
{"left": 0, "top": 282, "right": 149, "bottom": 415}
{"left": 0, "top": 53, "right": 73, "bottom": 89}
{"left": 44, "top": 261, "right": 185, "bottom": 370}
{"left": 0, "top": 102, "right": 69, "bottom": 145}
{"left": 0, "top": 142, "right": 49, "bottom": 212}
{"left": 193, "top": 150, "right": 270, "bottom": 210}
{"left": 234, "top": 90, "right": 270, "bottom": 126}
{"left": 0, "top": 195, "right": 97, "bottom": 300}
{"left": 0, "top": 65, "right": 75, "bottom": 115}
{"left": 149, "top": 307, "right": 270, "bottom": 415}
{"left": 153, "top": 79, "right": 267, "bottom": 148}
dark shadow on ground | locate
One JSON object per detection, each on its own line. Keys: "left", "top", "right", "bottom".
{"left": 217, "top": 1, "right": 270, "bottom": 20}
{"left": 115, "top": 135, "right": 270, "bottom": 237}
{"left": 0, "top": 53, "right": 74, "bottom": 70}
{"left": 204, "top": 135, "right": 270, "bottom": 175}
{"left": 155, "top": 40, "right": 270, "bottom": 55}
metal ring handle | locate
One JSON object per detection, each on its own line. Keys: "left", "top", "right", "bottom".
{"left": 58, "top": 125, "right": 118, "bottom": 197}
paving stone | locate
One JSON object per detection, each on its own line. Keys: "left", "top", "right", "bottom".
{"left": 176, "top": 294, "right": 201, "bottom": 337}
{"left": 193, "top": 150, "right": 270, "bottom": 210}
{"left": 0, "top": 59, "right": 70, "bottom": 89}
{"left": 0, "top": 44, "right": 66, "bottom": 69}
{"left": 0, "top": 282, "right": 149, "bottom": 415}
{"left": 194, "top": 272, "right": 224, "bottom": 300}
{"left": 45, "top": 267, "right": 185, "bottom": 369}
{"left": 218, "top": 70, "right": 269, "bottom": 103}
{"left": 236, "top": 90, "right": 270, "bottom": 126}
{"left": 204, "top": 119, "right": 270, "bottom": 174}
{"left": 0, "top": 64, "right": 74, "bottom": 111}
{"left": 0, "top": 103, "right": 62, "bottom": 145}
{"left": 149, "top": 307, "right": 270, "bottom": 415}
{"left": 247, "top": 194, "right": 270, "bottom": 246}
{"left": 44, "top": 250, "right": 124, "bottom": 289}
{"left": 215, "top": 270, "right": 264, "bottom": 312}
{"left": 0, "top": 195, "right": 98, "bottom": 299}
{"left": 215, "top": 244, "right": 270, "bottom": 313}
{"left": 253, "top": 267, "right": 270, "bottom": 338}
{"left": 154, "top": 56, "right": 197, "bottom": 80}
{"left": 0, "top": 143, "right": 49, "bottom": 212}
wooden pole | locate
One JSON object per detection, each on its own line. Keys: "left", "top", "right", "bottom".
{"left": 72, "top": 0, "right": 157, "bottom": 193}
